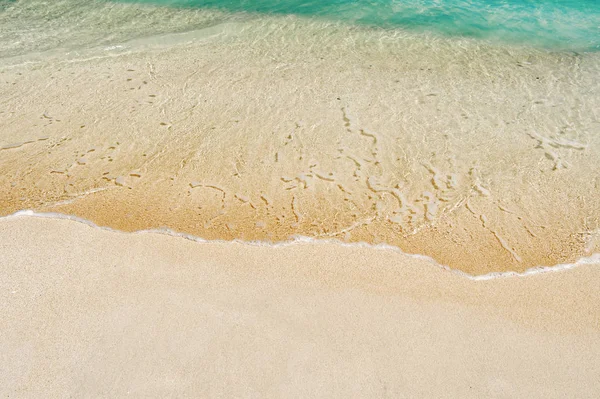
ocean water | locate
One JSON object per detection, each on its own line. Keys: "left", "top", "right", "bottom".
{"left": 126, "top": 0, "right": 600, "bottom": 51}
{"left": 0, "top": 0, "right": 599, "bottom": 58}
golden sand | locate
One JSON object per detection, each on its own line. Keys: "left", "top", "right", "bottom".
{"left": 1, "top": 18, "right": 599, "bottom": 274}
{"left": 2, "top": 3, "right": 600, "bottom": 396}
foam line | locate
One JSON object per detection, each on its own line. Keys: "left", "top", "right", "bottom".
{"left": 3, "top": 210, "right": 598, "bottom": 281}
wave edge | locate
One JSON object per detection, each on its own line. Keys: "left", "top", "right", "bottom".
{"left": 3, "top": 210, "right": 598, "bottom": 281}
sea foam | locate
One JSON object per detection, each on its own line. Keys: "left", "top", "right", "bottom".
{"left": 5, "top": 210, "right": 599, "bottom": 281}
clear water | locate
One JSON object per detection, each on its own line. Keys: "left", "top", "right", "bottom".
{"left": 0, "top": 0, "right": 599, "bottom": 56}
{"left": 1, "top": 0, "right": 600, "bottom": 273}
{"left": 123, "top": 0, "right": 600, "bottom": 51}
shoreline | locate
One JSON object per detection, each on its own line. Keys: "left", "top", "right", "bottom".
{"left": 3, "top": 4, "right": 600, "bottom": 396}
{"left": 2, "top": 12, "right": 599, "bottom": 275}
{"left": 6, "top": 210, "right": 600, "bottom": 280}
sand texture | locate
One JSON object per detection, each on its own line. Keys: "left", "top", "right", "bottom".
{"left": 1, "top": 15, "right": 600, "bottom": 274}
{"left": 1, "top": 215, "right": 599, "bottom": 397}
{"left": 2, "top": 2, "right": 600, "bottom": 397}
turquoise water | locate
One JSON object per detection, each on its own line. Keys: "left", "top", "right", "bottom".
{"left": 125, "top": 0, "right": 600, "bottom": 51}
{"left": 0, "top": 0, "right": 598, "bottom": 57}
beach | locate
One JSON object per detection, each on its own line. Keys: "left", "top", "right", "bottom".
{"left": 1, "top": 13, "right": 599, "bottom": 274}
{"left": 1, "top": 214, "right": 600, "bottom": 397}
{"left": 1, "top": 0, "right": 600, "bottom": 396}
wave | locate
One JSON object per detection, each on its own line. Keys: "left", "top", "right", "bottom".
{"left": 1, "top": 0, "right": 599, "bottom": 60}
{"left": 128, "top": 0, "right": 600, "bottom": 51}
{"left": 4, "top": 210, "right": 598, "bottom": 281}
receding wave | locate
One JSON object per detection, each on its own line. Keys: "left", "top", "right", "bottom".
{"left": 1, "top": 1, "right": 599, "bottom": 276}
{"left": 5, "top": 210, "right": 599, "bottom": 281}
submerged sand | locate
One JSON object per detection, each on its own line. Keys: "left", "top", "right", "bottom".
{"left": 1, "top": 13, "right": 599, "bottom": 274}
{"left": 1, "top": 214, "right": 599, "bottom": 397}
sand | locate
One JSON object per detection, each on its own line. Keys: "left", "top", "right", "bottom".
{"left": 2, "top": 5, "right": 600, "bottom": 396}
{"left": 1, "top": 14, "right": 599, "bottom": 274}
{"left": 1, "top": 214, "right": 599, "bottom": 397}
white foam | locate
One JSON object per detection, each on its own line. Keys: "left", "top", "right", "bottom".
{"left": 3, "top": 210, "right": 598, "bottom": 281}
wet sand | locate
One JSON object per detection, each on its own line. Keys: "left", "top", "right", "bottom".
{"left": 1, "top": 16, "right": 599, "bottom": 275}
{"left": 1, "top": 214, "right": 599, "bottom": 397}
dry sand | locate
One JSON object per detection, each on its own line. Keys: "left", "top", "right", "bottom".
{"left": 1, "top": 214, "right": 599, "bottom": 397}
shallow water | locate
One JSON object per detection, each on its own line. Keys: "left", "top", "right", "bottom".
{"left": 0, "top": 0, "right": 599, "bottom": 273}
{"left": 128, "top": 0, "right": 600, "bottom": 50}
{"left": 1, "top": 0, "right": 599, "bottom": 58}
